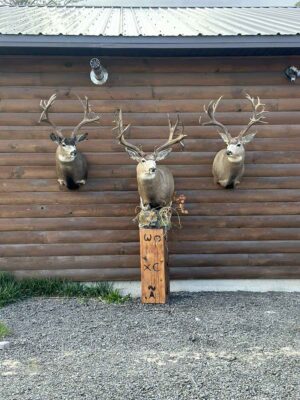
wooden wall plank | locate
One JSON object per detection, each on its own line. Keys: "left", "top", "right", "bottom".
{"left": 2, "top": 240, "right": 300, "bottom": 257}
{"left": 0, "top": 124, "right": 299, "bottom": 140}
{"left": 1, "top": 55, "right": 300, "bottom": 280}
{"left": 0, "top": 56, "right": 299, "bottom": 73}
{"left": 12, "top": 265, "right": 300, "bottom": 281}
{"left": 1, "top": 111, "right": 300, "bottom": 126}
{"left": 0, "top": 72, "right": 291, "bottom": 87}
{"left": 1, "top": 202, "right": 300, "bottom": 218}
{"left": 1, "top": 163, "right": 300, "bottom": 180}
{"left": 3, "top": 177, "right": 300, "bottom": 192}
{"left": 2, "top": 189, "right": 300, "bottom": 205}
{"left": 2, "top": 151, "right": 300, "bottom": 166}
{"left": 2, "top": 138, "right": 300, "bottom": 153}
{"left": 3, "top": 215, "right": 300, "bottom": 231}
{"left": 2, "top": 253, "right": 300, "bottom": 272}
{"left": 0, "top": 85, "right": 299, "bottom": 101}
{"left": 2, "top": 98, "right": 300, "bottom": 113}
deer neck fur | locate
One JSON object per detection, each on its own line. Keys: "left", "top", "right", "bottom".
{"left": 221, "top": 148, "right": 244, "bottom": 168}
{"left": 227, "top": 154, "right": 244, "bottom": 164}
{"left": 137, "top": 165, "right": 173, "bottom": 208}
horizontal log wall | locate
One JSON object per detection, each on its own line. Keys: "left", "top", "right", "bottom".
{"left": 1, "top": 55, "right": 300, "bottom": 280}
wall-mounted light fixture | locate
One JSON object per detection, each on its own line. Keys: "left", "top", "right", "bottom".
{"left": 90, "top": 58, "right": 108, "bottom": 85}
{"left": 284, "top": 66, "right": 300, "bottom": 83}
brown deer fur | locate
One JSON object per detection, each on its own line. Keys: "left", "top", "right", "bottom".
{"left": 39, "top": 94, "right": 100, "bottom": 190}
{"left": 201, "top": 94, "right": 267, "bottom": 189}
{"left": 114, "top": 110, "right": 186, "bottom": 210}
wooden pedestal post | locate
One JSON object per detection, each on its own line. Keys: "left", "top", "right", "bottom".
{"left": 139, "top": 228, "right": 169, "bottom": 304}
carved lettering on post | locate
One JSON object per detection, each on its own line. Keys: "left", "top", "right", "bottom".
{"left": 144, "top": 234, "right": 152, "bottom": 241}
{"left": 140, "top": 228, "right": 169, "bottom": 304}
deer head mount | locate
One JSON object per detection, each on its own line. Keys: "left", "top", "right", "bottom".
{"left": 201, "top": 94, "right": 267, "bottom": 189}
{"left": 284, "top": 66, "right": 300, "bottom": 83}
{"left": 39, "top": 94, "right": 100, "bottom": 190}
{"left": 114, "top": 109, "right": 186, "bottom": 210}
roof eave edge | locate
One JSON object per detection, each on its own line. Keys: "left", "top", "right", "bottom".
{"left": 0, "top": 35, "right": 300, "bottom": 49}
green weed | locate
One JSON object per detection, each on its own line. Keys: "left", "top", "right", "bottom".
{"left": 0, "top": 273, "right": 130, "bottom": 308}
{"left": 0, "top": 321, "right": 11, "bottom": 339}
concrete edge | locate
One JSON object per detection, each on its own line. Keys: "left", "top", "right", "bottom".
{"left": 112, "top": 279, "right": 300, "bottom": 298}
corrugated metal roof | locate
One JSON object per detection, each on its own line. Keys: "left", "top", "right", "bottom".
{"left": 0, "top": 6, "right": 300, "bottom": 37}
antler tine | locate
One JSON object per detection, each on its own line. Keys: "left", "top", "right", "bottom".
{"left": 166, "top": 113, "right": 179, "bottom": 142}
{"left": 39, "top": 93, "right": 63, "bottom": 137}
{"left": 201, "top": 96, "right": 231, "bottom": 139}
{"left": 113, "top": 109, "right": 144, "bottom": 156}
{"left": 239, "top": 93, "right": 267, "bottom": 138}
{"left": 72, "top": 95, "right": 100, "bottom": 137}
{"left": 156, "top": 114, "right": 187, "bottom": 153}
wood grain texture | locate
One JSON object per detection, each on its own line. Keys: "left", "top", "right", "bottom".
{"left": 140, "top": 228, "right": 169, "bottom": 304}
{"left": 1, "top": 55, "right": 300, "bottom": 280}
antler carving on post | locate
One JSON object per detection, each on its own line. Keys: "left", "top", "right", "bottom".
{"left": 238, "top": 94, "right": 267, "bottom": 138}
{"left": 39, "top": 93, "right": 63, "bottom": 137}
{"left": 113, "top": 109, "right": 145, "bottom": 156}
{"left": 155, "top": 114, "right": 187, "bottom": 154}
{"left": 72, "top": 96, "right": 100, "bottom": 137}
{"left": 200, "top": 96, "right": 231, "bottom": 141}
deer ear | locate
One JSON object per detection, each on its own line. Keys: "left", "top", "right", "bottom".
{"left": 155, "top": 148, "right": 172, "bottom": 161}
{"left": 49, "top": 133, "right": 62, "bottom": 144}
{"left": 126, "top": 148, "right": 142, "bottom": 162}
{"left": 242, "top": 132, "right": 256, "bottom": 144}
{"left": 75, "top": 133, "right": 88, "bottom": 143}
{"left": 218, "top": 131, "right": 230, "bottom": 144}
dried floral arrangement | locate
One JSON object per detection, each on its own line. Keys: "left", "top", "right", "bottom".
{"left": 134, "top": 193, "right": 188, "bottom": 230}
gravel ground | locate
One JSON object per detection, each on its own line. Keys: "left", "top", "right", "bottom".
{"left": 0, "top": 292, "right": 299, "bottom": 400}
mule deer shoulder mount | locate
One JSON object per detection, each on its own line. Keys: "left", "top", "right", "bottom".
{"left": 39, "top": 94, "right": 100, "bottom": 190}
{"left": 201, "top": 94, "right": 267, "bottom": 189}
{"left": 114, "top": 109, "right": 187, "bottom": 210}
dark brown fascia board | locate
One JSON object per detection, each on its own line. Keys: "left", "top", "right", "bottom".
{"left": 0, "top": 35, "right": 300, "bottom": 50}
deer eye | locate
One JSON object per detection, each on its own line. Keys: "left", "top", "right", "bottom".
{"left": 142, "top": 159, "right": 146, "bottom": 163}
{"left": 237, "top": 143, "right": 241, "bottom": 147}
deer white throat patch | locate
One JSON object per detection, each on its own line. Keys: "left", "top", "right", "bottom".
{"left": 58, "top": 153, "right": 76, "bottom": 162}
{"left": 228, "top": 155, "right": 243, "bottom": 163}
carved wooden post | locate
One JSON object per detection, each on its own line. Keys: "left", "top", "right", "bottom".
{"left": 139, "top": 228, "right": 169, "bottom": 304}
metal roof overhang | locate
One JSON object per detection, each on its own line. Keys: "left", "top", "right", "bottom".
{"left": 1, "top": 35, "right": 300, "bottom": 56}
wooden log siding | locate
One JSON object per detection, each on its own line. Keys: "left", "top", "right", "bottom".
{"left": 1, "top": 54, "right": 300, "bottom": 281}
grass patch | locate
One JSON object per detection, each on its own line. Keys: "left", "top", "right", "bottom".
{"left": 0, "top": 272, "right": 130, "bottom": 308}
{"left": 0, "top": 321, "right": 11, "bottom": 339}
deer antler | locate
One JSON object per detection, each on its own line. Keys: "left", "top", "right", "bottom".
{"left": 72, "top": 96, "right": 100, "bottom": 137}
{"left": 155, "top": 114, "right": 187, "bottom": 153}
{"left": 238, "top": 94, "right": 267, "bottom": 138}
{"left": 201, "top": 96, "right": 231, "bottom": 140}
{"left": 39, "top": 93, "right": 63, "bottom": 137}
{"left": 113, "top": 109, "right": 144, "bottom": 156}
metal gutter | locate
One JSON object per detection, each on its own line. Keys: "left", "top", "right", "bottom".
{"left": 0, "top": 35, "right": 300, "bottom": 56}
{"left": 0, "top": 34, "right": 300, "bottom": 48}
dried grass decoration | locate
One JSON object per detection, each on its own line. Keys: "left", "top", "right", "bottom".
{"left": 134, "top": 193, "right": 188, "bottom": 230}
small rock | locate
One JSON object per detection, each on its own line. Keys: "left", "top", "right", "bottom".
{"left": 219, "top": 354, "right": 237, "bottom": 362}
{"left": 189, "top": 332, "right": 198, "bottom": 342}
{"left": 0, "top": 341, "right": 10, "bottom": 350}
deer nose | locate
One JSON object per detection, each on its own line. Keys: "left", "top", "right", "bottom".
{"left": 226, "top": 150, "right": 232, "bottom": 156}
{"left": 149, "top": 167, "right": 156, "bottom": 173}
{"left": 71, "top": 150, "right": 77, "bottom": 156}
